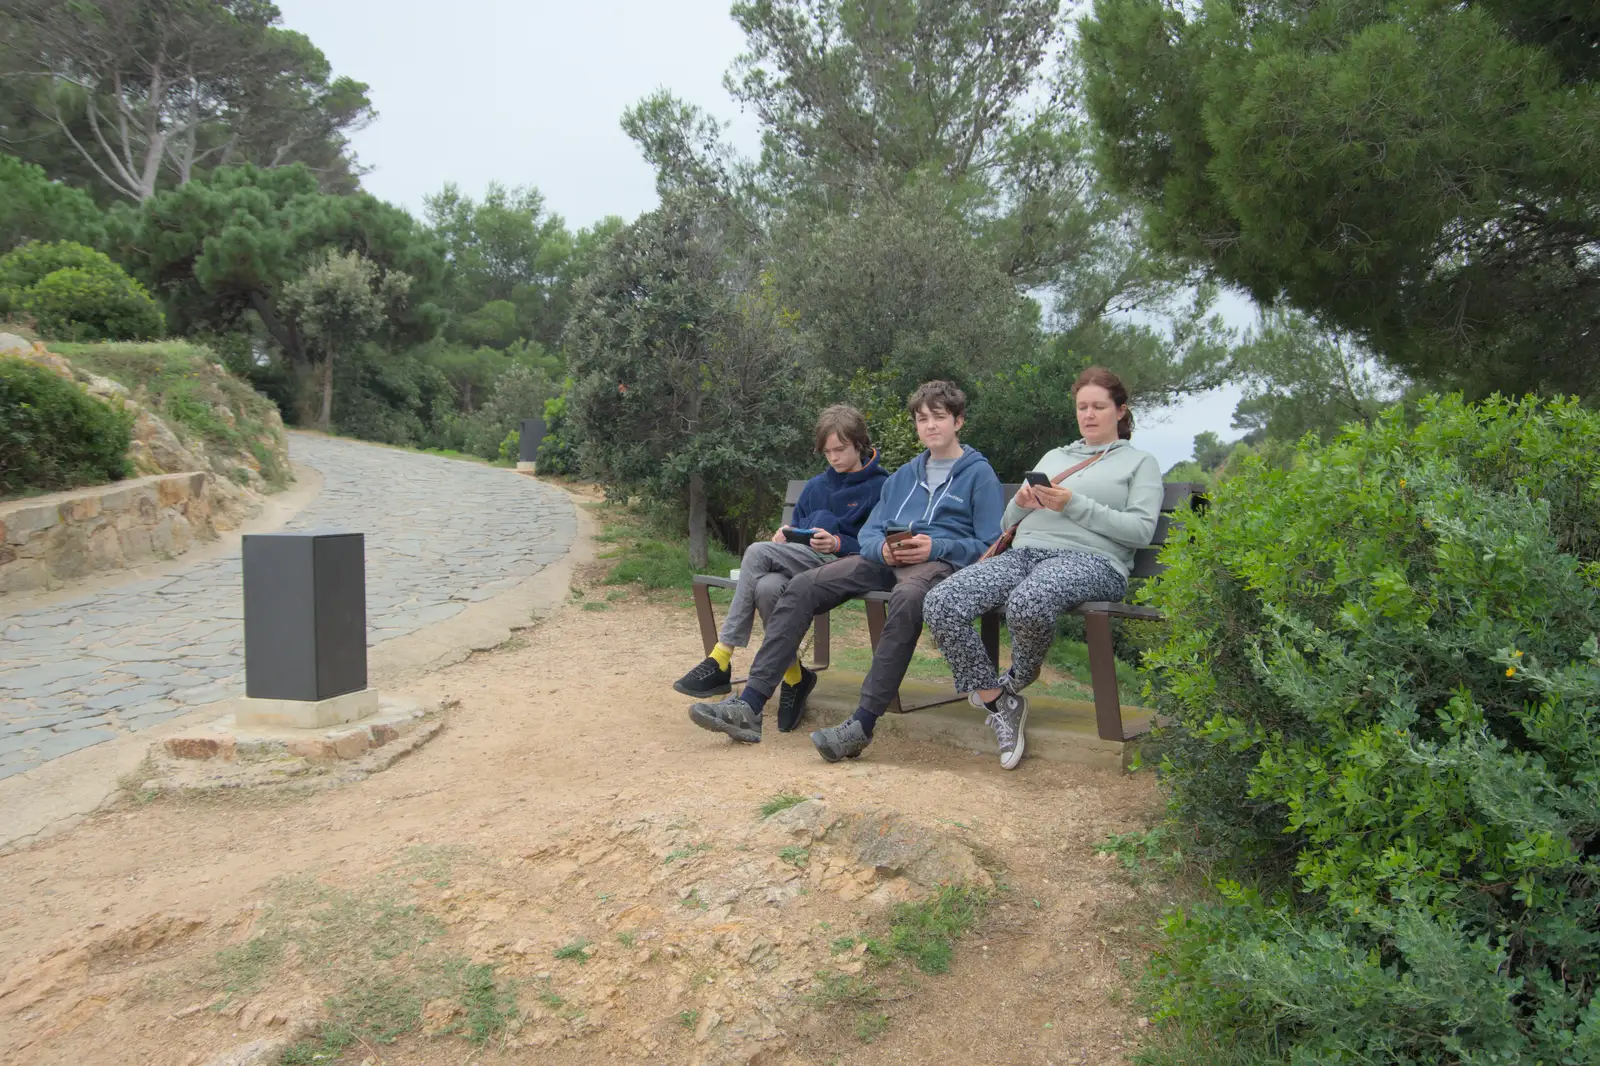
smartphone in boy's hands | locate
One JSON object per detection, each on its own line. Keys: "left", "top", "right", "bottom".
{"left": 882, "top": 523, "right": 913, "bottom": 559}
{"left": 782, "top": 527, "right": 818, "bottom": 545}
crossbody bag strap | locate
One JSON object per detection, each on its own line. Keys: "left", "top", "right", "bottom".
{"left": 1049, "top": 450, "right": 1105, "bottom": 485}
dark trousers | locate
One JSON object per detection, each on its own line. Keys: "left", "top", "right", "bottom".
{"left": 746, "top": 554, "right": 954, "bottom": 716}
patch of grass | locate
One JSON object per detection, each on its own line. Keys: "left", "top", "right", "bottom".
{"left": 887, "top": 883, "right": 990, "bottom": 974}
{"left": 616, "top": 931, "right": 636, "bottom": 948}
{"left": 854, "top": 1010, "right": 890, "bottom": 1043}
{"left": 453, "top": 960, "right": 518, "bottom": 1045}
{"left": 662, "top": 842, "right": 712, "bottom": 864}
{"left": 1095, "top": 826, "right": 1184, "bottom": 876}
{"left": 393, "top": 844, "right": 460, "bottom": 888}
{"left": 759, "top": 792, "right": 809, "bottom": 818}
{"left": 1047, "top": 636, "right": 1140, "bottom": 693}
{"left": 536, "top": 978, "right": 564, "bottom": 1009}
{"left": 553, "top": 938, "right": 592, "bottom": 963}
{"left": 586, "top": 500, "right": 741, "bottom": 593}
{"left": 605, "top": 588, "right": 629, "bottom": 601}
{"left": 52, "top": 340, "right": 289, "bottom": 489}
{"left": 582, "top": 601, "right": 612, "bottom": 612}
{"left": 779, "top": 846, "right": 810, "bottom": 868}
{"left": 323, "top": 971, "right": 419, "bottom": 1044}
{"left": 679, "top": 1009, "right": 700, "bottom": 1030}
{"left": 200, "top": 874, "right": 528, "bottom": 1053}
{"left": 278, "top": 1026, "right": 355, "bottom": 1064}
{"left": 214, "top": 931, "right": 286, "bottom": 996}
{"left": 681, "top": 889, "right": 707, "bottom": 910}
{"left": 808, "top": 970, "right": 884, "bottom": 1009}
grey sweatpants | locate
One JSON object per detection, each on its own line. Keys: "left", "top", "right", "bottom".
{"left": 923, "top": 547, "right": 1126, "bottom": 693}
{"left": 718, "top": 540, "right": 832, "bottom": 647}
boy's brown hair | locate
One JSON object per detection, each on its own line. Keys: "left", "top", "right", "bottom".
{"left": 813, "top": 404, "right": 872, "bottom": 455}
{"left": 906, "top": 380, "right": 967, "bottom": 421}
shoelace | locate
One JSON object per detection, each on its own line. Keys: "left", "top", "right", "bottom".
{"left": 986, "top": 709, "right": 1016, "bottom": 747}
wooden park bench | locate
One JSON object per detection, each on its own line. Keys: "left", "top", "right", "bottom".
{"left": 692, "top": 480, "right": 1207, "bottom": 743}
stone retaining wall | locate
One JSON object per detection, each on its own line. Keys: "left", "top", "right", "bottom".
{"left": 0, "top": 472, "right": 227, "bottom": 595}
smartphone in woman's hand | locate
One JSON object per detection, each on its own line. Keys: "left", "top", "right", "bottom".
{"left": 1023, "top": 471, "right": 1050, "bottom": 487}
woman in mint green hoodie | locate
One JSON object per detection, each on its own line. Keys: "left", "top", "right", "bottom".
{"left": 922, "top": 367, "right": 1163, "bottom": 770}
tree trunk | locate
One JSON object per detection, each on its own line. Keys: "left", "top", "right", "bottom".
{"left": 318, "top": 355, "right": 334, "bottom": 432}
{"left": 688, "top": 471, "right": 709, "bottom": 570}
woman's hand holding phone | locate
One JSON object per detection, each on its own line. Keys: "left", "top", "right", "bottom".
{"left": 1031, "top": 485, "right": 1073, "bottom": 512}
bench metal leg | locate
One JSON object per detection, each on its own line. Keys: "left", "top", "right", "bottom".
{"left": 692, "top": 581, "right": 719, "bottom": 657}
{"left": 1083, "top": 610, "right": 1126, "bottom": 741}
{"left": 811, "top": 610, "right": 830, "bottom": 670}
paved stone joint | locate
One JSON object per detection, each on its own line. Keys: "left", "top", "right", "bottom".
{"left": 0, "top": 434, "right": 576, "bottom": 779}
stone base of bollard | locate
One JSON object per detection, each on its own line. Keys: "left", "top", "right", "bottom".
{"left": 147, "top": 695, "right": 441, "bottom": 793}
{"left": 234, "top": 687, "right": 379, "bottom": 730}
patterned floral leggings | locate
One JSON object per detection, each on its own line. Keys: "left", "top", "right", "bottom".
{"left": 923, "top": 547, "right": 1127, "bottom": 694}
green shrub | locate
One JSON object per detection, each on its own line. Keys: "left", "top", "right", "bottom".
{"left": 0, "top": 240, "right": 107, "bottom": 301}
{"left": 1136, "top": 395, "right": 1600, "bottom": 1063}
{"left": 0, "top": 241, "right": 163, "bottom": 340}
{"left": 0, "top": 356, "right": 133, "bottom": 495}
{"left": 535, "top": 388, "right": 578, "bottom": 476}
{"left": 21, "top": 266, "right": 164, "bottom": 341}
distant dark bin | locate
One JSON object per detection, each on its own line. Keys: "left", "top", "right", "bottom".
{"left": 518, "top": 417, "right": 546, "bottom": 464}
{"left": 242, "top": 531, "right": 367, "bottom": 702}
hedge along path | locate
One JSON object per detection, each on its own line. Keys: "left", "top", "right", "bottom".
{"left": 0, "top": 433, "right": 575, "bottom": 779}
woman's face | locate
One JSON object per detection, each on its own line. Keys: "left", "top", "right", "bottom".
{"left": 1076, "top": 384, "right": 1126, "bottom": 445}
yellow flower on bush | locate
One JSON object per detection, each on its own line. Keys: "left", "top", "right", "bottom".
{"left": 1506, "top": 666, "right": 1517, "bottom": 677}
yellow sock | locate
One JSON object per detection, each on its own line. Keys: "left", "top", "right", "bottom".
{"left": 783, "top": 659, "right": 803, "bottom": 685}
{"left": 710, "top": 643, "right": 733, "bottom": 670}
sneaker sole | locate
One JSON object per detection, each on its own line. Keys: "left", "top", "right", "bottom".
{"left": 688, "top": 704, "right": 760, "bottom": 744}
{"left": 673, "top": 678, "right": 732, "bottom": 697}
{"left": 1000, "top": 701, "right": 1029, "bottom": 770}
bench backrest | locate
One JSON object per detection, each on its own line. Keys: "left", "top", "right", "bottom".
{"left": 781, "top": 478, "right": 1206, "bottom": 580}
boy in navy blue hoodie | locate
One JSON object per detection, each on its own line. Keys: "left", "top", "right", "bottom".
{"left": 687, "top": 382, "right": 1005, "bottom": 759}
{"left": 673, "top": 405, "right": 888, "bottom": 731}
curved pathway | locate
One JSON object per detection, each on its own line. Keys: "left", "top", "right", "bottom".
{"left": 0, "top": 434, "right": 575, "bottom": 779}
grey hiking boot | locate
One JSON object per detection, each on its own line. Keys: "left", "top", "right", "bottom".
{"left": 688, "top": 695, "right": 762, "bottom": 744}
{"left": 972, "top": 689, "right": 1029, "bottom": 770}
{"left": 810, "top": 717, "right": 870, "bottom": 762}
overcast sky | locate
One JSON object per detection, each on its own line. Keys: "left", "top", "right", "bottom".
{"left": 274, "top": 0, "right": 1248, "bottom": 470}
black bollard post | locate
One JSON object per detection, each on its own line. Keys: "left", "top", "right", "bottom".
{"left": 517, "top": 417, "right": 545, "bottom": 473}
{"left": 239, "top": 531, "right": 373, "bottom": 727}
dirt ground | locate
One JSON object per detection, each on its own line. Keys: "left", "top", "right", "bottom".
{"left": 0, "top": 578, "right": 1163, "bottom": 1066}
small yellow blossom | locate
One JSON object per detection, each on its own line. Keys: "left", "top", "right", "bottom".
{"left": 1506, "top": 666, "right": 1517, "bottom": 677}
{"left": 1513, "top": 650, "right": 1524, "bottom": 658}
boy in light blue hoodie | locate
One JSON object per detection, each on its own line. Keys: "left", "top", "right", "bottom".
{"left": 687, "top": 381, "right": 1005, "bottom": 761}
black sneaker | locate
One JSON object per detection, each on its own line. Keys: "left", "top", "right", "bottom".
{"left": 810, "top": 717, "right": 870, "bottom": 762}
{"left": 775, "top": 666, "right": 818, "bottom": 733}
{"left": 673, "top": 656, "right": 732, "bottom": 697}
{"left": 688, "top": 695, "right": 762, "bottom": 744}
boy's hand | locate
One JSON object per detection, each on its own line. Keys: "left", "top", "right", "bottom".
{"left": 886, "top": 534, "right": 932, "bottom": 565}
{"left": 772, "top": 527, "right": 788, "bottom": 543}
{"left": 1031, "top": 485, "right": 1074, "bottom": 512}
{"left": 810, "top": 530, "right": 840, "bottom": 553}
